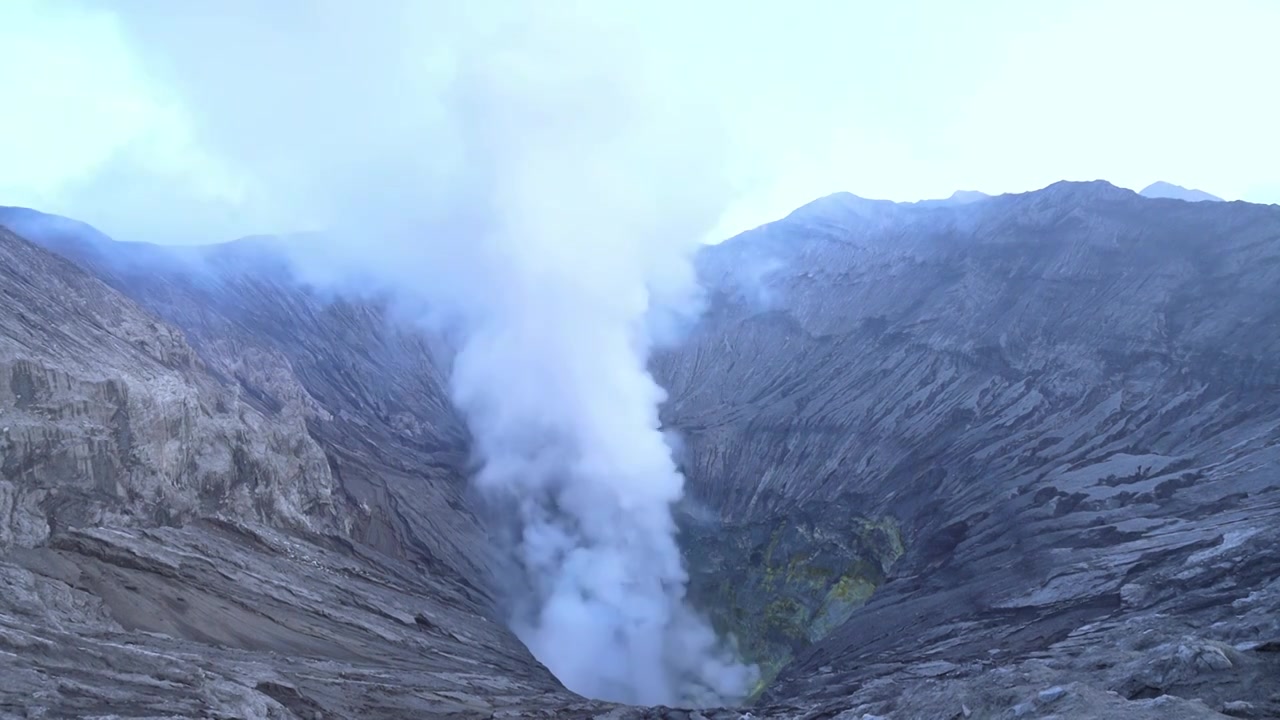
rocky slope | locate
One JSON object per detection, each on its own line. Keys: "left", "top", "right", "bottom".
{"left": 659, "top": 181, "right": 1280, "bottom": 718}
{"left": 0, "top": 224, "right": 346, "bottom": 547}
{"left": 0, "top": 222, "right": 602, "bottom": 718}
{"left": 2, "top": 180, "right": 1278, "bottom": 719}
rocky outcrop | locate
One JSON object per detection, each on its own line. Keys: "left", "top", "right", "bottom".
{"left": 0, "top": 226, "right": 346, "bottom": 549}
{"left": 0, "top": 208, "right": 488, "bottom": 581}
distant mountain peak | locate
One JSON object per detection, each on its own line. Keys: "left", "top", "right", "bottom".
{"left": 782, "top": 191, "right": 898, "bottom": 223}
{"left": 1140, "top": 181, "right": 1223, "bottom": 203}
{"left": 946, "top": 189, "right": 989, "bottom": 203}
{"left": 907, "top": 190, "right": 992, "bottom": 209}
{"left": 1026, "top": 179, "right": 1138, "bottom": 205}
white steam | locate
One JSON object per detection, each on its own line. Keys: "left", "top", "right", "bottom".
{"left": 390, "top": 11, "right": 759, "bottom": 702}
{"left": 54, "top": 0, "right": 759, "bottom": 706}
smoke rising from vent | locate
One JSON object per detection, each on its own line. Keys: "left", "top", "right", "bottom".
{"left": 33, "top": 0, "right": 760, "bottom": 705}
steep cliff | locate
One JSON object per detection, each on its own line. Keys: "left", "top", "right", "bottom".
{"left": 0, "top": 225, "right": 346, "bottom": 548}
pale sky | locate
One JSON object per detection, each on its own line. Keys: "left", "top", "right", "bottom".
{"left": 0, "top": 0, "right": 1276, "bottom": 245}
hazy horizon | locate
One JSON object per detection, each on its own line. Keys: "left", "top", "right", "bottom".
{"left": 2, "top": 0, "right": 1277, "bottom": 246}
{"left": 0, "top": 177, "right": 1257, "bottom": 249}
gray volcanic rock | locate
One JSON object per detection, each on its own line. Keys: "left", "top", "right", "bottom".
{"left": 3, "top": 179, "right": 1280, "bottom": 719}
{"left": 0, "top": 209, "right": 486, "bottom": 581}
{"left": 0, "top": 226, "right": 616, "bottom": 718}
{"left": 0, "top": 226, "right": 347, "bottom": 549}
{"left": 658, "top": 179, "right": 1280, "bottom": 717}
{"left": 0, "top": 522, "right": 603, "bottom": 718}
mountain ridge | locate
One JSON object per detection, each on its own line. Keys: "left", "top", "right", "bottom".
{"left": 2, "top": 180, "right": 1279, "bottom": 718}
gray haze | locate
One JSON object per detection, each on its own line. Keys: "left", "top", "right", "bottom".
{"left": 4, "top": 0, "right": 1278, "bottom": 245}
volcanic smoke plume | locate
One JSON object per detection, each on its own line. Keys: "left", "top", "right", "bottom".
{"left": 50, "top": 0, "right": 760, "bottom": 705}
{"left": 425, "top": 13, "right": 760, "bottom": 704}
{"left": 6, "top": 0, "right": 765, "bottom": 702}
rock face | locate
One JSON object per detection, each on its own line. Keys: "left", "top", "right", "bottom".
{"left": 0, "top": 225, "right": 346, "bottom": 549}
{"left": 2, "top": 180, "right": 1279, "bottom": 719}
